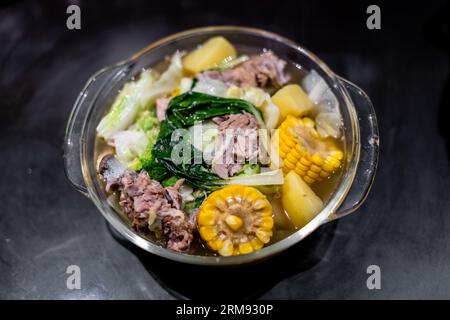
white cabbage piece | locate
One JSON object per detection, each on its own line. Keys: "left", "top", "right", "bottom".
{"left": 179, "top": 184, "right": 195, "bottom": 204}
{"left": 138, "top": 51, "right": 183, "bottom": 104}
{"left": 226, "top": 86, "right": 266, "bottom": 107}
{"left": 96, "top": 71, "right": 154, "bottom": 140}
{"left": 218, "top": 169, "right": 284, "bottom": 186}
{"left": 316, "top": 112, "right": 342, "bottom": 139}
{"left": 111, "top": 130, "right": 149, "bottom": 164}
{"left": 260, "top": 96, "right": 280, "bottom": 130}
{"left": 192, "top": 77, "right": 229, "bottom": 97}
{"left": 97, "top": 52, "right": 183, "bottom": 139}
{"left": 188, "top": 120, "right": 219, "bottom": 164}
{"left": 179, "top": 77, "right": 193, "bottom": 94}
{"left": 226, "top": 86, "right": 280, "bottom": 130}
{"left": 301, "top": 70, "right": 342, "bottom": 138}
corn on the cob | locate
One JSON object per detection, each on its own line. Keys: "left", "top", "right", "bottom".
{"left": 276, "top": 115, "right": 343, "bottom": 184}
{"left": 197, "top": 185, "right": 273, "bottom": 256}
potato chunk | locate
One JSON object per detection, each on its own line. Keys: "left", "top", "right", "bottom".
{"left": 272, "top": 84, "right": 314, "bottom": 123}
{"left": 281, "top": 171, "right": 323, "bottom": 228}
{"left": 183, "top": 36, "right": 237, "bottom": 74}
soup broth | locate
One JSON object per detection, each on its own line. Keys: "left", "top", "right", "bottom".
{"left": 95, "top": 37, "right": 345, "bottom": 256}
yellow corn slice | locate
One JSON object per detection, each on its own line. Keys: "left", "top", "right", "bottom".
{"left": 276, "top": 115, "right": 343, "bottom": 184}
{"left": 197, "top": 185, "right": 274, "bottom": 256}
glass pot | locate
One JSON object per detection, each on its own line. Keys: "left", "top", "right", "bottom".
{"left": 64, "top": 26, "right": 379, "bottom": 266}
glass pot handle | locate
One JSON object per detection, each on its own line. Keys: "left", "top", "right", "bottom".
{"left": 63, "top": 66, "right": 121, "bottom": 197}
{"left": 330, "top": 77, "right": 379, "bottom": 220}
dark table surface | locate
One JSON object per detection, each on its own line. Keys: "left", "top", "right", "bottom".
{"left": 0, "top": 0, "right": 449, "bottom": 299}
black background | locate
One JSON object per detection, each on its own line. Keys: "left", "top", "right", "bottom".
{"left": 0, "top": 0, "right": 449, "bottom": 299}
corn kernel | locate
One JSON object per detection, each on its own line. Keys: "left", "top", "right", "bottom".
{"left": 300, "top": 157, "right": 311, "bottom": 166}
{"left": 311, "top": 154, "right": 325, "bottom": 166}
{"left": 285, "top": 138, "right": 297, "bottom": 148}
{"left": 239, "top": 242, "right": 254, "bottom": 254}
{"left": 256, "top": 230, "right": 272, "bottom": 244}
{"left": 198, "top": 210, "right": 216, "bottom": 226}
{"left": 320, "top": 171, "right": 329, "bottom": 178}
{"left": 280, "top": 143, "right": 292, "bottom": 154}
{"left": 286, "top": 153, "right": 298, "bottom": 164}
{"left": 307, "top": 170, "right": 319, "bottom": 179}
{"left": 284, "top": 160, "right": 296, "bottom": 170}
{"left": 252, "top": 199, "right": 266, "bottom": 210}
{"left": 289, "top": 148, "right": 301, "bottom": 159}
{"left": 296, "top": 162, "right": 309, "bottom": 171}
{"left": 295, "top": 144, "right": 304, "bottom": 154}
{"left": 218, "top": 240, "right": 234, "bottom": 257}
{"left": 303, "top": 176, "right": 315, "bottom": 184}
{"left": 259, "top": 217, "right": 274, "bottom": 230}
{"left": 250, "top": 238, "right": 264, "bottom": 250}
{"left": 330, "top": 150, "right": 344, "bottom": 160}
{"left": 215, "top": 198, "right": 227, "bottom": 211}
{"left": 225, "top": 215, "right": 243, "bottom": 231}
{"left": 325, "top": 157, "right": 341, "bottom": 168}
{"left": 208, "top": 239, "right": 223, "bottom": 251}
{"left": 199, "top": 226, "right": 217, "bottom": 241}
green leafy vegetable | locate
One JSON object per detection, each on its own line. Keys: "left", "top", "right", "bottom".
{"left": 146, "top": 92, "right": 264, "bottom": 189}
{"left": 129, "top": 110, "right": 160, "bottom": 171}
{"left": 237, "top": 164, "right": 261, "bottom": 176}
{"left": 161, "top": 176, "right": 179, "bottom": 187}
{"left": 166, "top": 91, "right": 264, "bottom": 128}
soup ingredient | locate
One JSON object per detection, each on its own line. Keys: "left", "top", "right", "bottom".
{"left": 156, "top": 97, "right": 171, "bottom": 121}
{"left": 164, "top": 92, "right": 264, "bottom": 129}
{"left": 218, "top": 169, "right": 284, "bottom": 186}
{"left": 238, "top": 163, "right": 261, "bottom": 176}
{"left": 211, "top": 112, "right": 260, "bottom": 179}
{"left": 277, "top": 115, "right": 343, "bottom": 184}
{"left": 197, "top": 185, "right": 273, "bottom": 256}
{"left": 192, "top": 76, "right": 229, "bottom": 97}
{"left": 110, "top": 130, "right": 149, "bottom": 164}
{"left": 282, "top": 171, "right": 323, "bottom": 228}
{"left": 98, "top": 154, "right": 128, "bottom": 192}
{"left": 98, "top": 154, "right": 196, "bottom": 252}
{"left": 260, "top": 97, "right": 280, "bottom": 130}
{"left": 225, "top": 86, "right": 281, "bottom": 130}
{"left": 301, "top": 70, "right": 341, "bottom": 139}
{"left": 315, "top": 112, "right": 341, "bottom": 139}
{"left": 226, "top": 86, "right": 266, "bottom": 107}
{"left": 148, "top": 92, "right": 264, "bottom": 188}
{"left": 188, "top": 120, "right": 219, "bottom": 156}
{"left": 301, "top": 70, "right": 338, "bottom": 111}
{"left": 162, "top": 176, "right": 179, "bottom": 187}
{"left": 137, "top": 51, "right": 182, "bottom": 107}
{"left": 127, "top": 110, "right": 160, "bottom": 171}
{"left": 198, "top": 51, "right": 289, "bottom": 89}
{"left": 97, "top": 52, "right": 182, "bottom": 140}
{"left": 179, "top": 77, "right": 194, "bottom": 94}
{"left": 183, "top": 36, "right": 237, "bottom": 74}
{"left": 272, "top": 84, "right": 314, "bottom": 123}
{"left": 96, "top": 70, "right": 154, "bottom": 140}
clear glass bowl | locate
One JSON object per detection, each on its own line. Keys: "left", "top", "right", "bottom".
{"left": 64, "top": 26, "right": 379, "bottom": 265}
